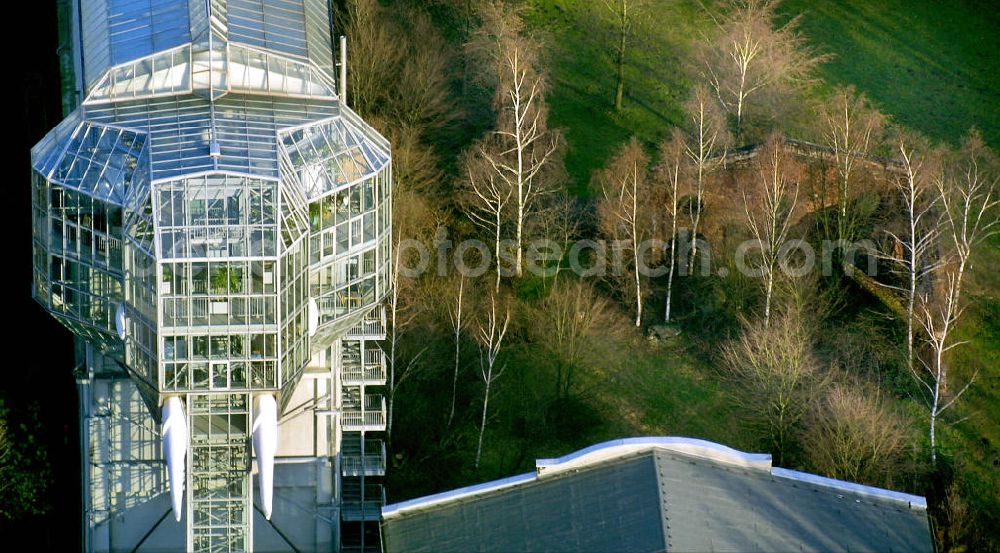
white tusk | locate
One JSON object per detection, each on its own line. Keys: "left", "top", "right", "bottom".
{"left": 161, "top": 396, "right": 187, "bottom": 522}
{"left": 252, "top": 394, "right": 278, "bottom": 520}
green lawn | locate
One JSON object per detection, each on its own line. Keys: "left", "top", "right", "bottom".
{"left": 780, "top": 0, "right": 1000, "bottom": 148}
{"left": 525, "top": 0, "right": 1000, "bottom": 193}
{"left": 524, "top": 0, "right": 708, "bottom": 195}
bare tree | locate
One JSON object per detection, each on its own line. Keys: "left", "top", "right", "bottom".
{"left": 935, "top": 129, "right": 1000, "bottom": 312}
{"left": 446, "top": 276, "right": 466, "bottom": 427}
{"left": 385, "top": 230, "right": 428, "bottom": 443}
{"left": 934, "top": 483, "right": 975, "bottom": 553}
{"left": 531, "top": 192, "right": 582, "bottom": 285}
{"left": 694, "top": 0, "right": 825, "bottom": 137}
{"left": 880, "top": 136, "right": 941, "bottom": 374}
{"left": 915, "top": 271, "right": 974, "bottom": 465}
{"left": 340, "top": 0, "right": 457, "bottom": 202}
{"left": 339, "top": 0, "right": 401, "bottom": 118}
{"left": 722, "top": 306, "right": 827, "bottom": 464}
{"left": 596, "top": 137, "right": 656, "bottom": 326}
{"left": 914, "top": 130, "right": 999, "bottom": 464}
{"left": 659, "top": 129, "right": 687, "bottom": 322}
{"left": 818, "top": 86, "right": 886, "bottom": 244}
{"left": 386, "top": 124, "right": 446, "bottom": 197}
{"left": 0, "top": 415, "right": 8, "bottom": 489}
{"left": 684, "top": 85, "right": 729, "bottom": 273}
{"left": 388, "top": 11, "right": 456, "bottom": 132}
{"left": 742, "top": 134, "right": 800, "bottom": 327}
{"left": 604, "top": 0, "right": 650, "bottom": 110}
{"left": 474, "top": 293, "right": 510, "bottom": 469}
{"left": 341, "top": 0, "right": 455, "bottom": 134}
{"left": 802, "top": 384, "right": 908, "bottom": 486}
{"left": 537, "top": 280, "right": 619, "bottom": 399}
{"left": 469, "top": 2, "right": 564, "bottom": 277}
{"left": 460, "top": 145, "right": 512, "bottom": 293}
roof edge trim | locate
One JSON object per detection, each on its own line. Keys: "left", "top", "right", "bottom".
{"left": 535, "top": 436, "right": 773, "bottom": 476}
{"left": 381, "top": 472, "right": 535, "bottom": 520}
{"left": 771, "top": 467, "right": 928, "bottom": 510}
{"left": 381, "top": 436, "right": 931, "bottom": 521}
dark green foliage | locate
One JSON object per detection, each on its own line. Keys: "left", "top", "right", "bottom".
{"left": 0, "top": 399, "right": 52, "bottom": 520}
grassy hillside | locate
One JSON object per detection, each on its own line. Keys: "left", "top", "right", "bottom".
{"left": 525, "top": 0, "right": 1000, "bottom": 192}
{"left": 514, "top": 0, "right": 1000, "bottom": 542}
{"left": 780, "top": 0, "right": 1000, "bottom": 148}
{"left": 523, "top": 0, "right": 709, "bottom": 194}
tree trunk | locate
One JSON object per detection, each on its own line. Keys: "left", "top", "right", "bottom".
{"left": 495, "top": 211, "right": 502, "bottom": 293}
{"left": 615, "top": 20, "right": 626, "bottom": 110}
{"left": 689, "top": 164, "right": 704, "bottom": 274}
{"left": 906, "top": 246, "right": 916, "bottom": 373}
{"left": 665, "top": 237, "right": 676, "bottom": 322}
{"left": 515, "top": 99, "right": 525, "bottom": 277}
{"left": 930, "top": 381, "right": 939, "bottom": 465}
{"left": 763, "top": 269, "right": 774, "bottom": 328}
{"left": 448, "top": 279, "right": 464, "bottom": 428}
{"left": 387, "top": 323, "right": 396, "bottom": 441}
{"left": 633, "top": 232, "right": 642, "bottom": 327}
{"left": 475, "top": 379, "right": 491, "bottom": 468}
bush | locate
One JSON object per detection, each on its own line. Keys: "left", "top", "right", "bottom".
{"left": 801, "top": 384, "right": 911, "bottom": 487}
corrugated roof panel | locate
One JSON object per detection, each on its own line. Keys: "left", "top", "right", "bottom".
{"left": 110, "top": 0, "right": 191, "bottom": 72}
{"left": 381, "top": 455, "right": 667, "bottom": 553}
{"left": 228, "top": 0, "right": 308, "bottom": 59}
{"left": 81, "top": 0, "right": 112, "bottom": 89}
{"left": 303, "top": 0, "right": 334, "bottom": 76}
{"left": 653, "top": 449, "right": 931, "bottom": 552}
{"left": 81, "top": 0, "right": 191, "bottom": 91}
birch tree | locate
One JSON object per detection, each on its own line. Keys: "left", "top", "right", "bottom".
{"left": 460, "top": 146, "right": 512, "bottom": 293}
{"left": 818, "top": 86, "right": 886, "bottom": 244}
{"left": 474, "top": 293, "right": 510, "bottom": 469}
{"left": 914, "top": 271, "right": 973, "bottom": 465}
{"left": 935, "top": 130, "right": 1000, "bottom": 313}
{"left": 880, "top": 136, "right": 940, "bottom": 373}
{"left": 446, "top": 276, "right": 466, "bottom": 427}
{"left": 742, "top": 134, "right": 800, "bottom": 327}
{"left": 659, "top": 129, "right": 687, "bottom": 322}
{"left": 532, "top": 193, "right": 581, "bottom": 284}
{"left": 596, "top": 138, "right": 655, "bottom": 327}
{"left": 470, "top": 2, "right": 563, "bottom": 278}
{"left": 385, "top": 232, "right": 427, "bottom": 443}
{"left": 914, "top": 130, "right": 1000, "bottom": 464}
{"left": 684, "top": 85, "right": 729, "bottom": 273}
{"left": 695, "top": 0, "right": 824, "bottom": 137}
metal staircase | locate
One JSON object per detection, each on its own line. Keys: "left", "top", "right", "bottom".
{"left": 337, "top": 306, "right": 386, "bottom": 553}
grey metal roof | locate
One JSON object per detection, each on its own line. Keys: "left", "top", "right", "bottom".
{"left": 381, "top": 438, "right": 932, "bottom": 553}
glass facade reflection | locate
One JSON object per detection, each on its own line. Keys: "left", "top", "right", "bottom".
{"left": 30, "top": 2, "right": 392, "bottom": 551}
